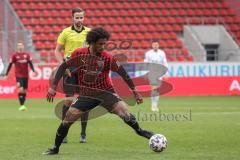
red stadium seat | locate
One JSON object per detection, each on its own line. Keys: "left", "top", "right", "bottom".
{"left": 145, "top": 9, "right": 153, "bottom": 17}
{"left": 175, "top": 17, "right": 185, "bottom": 25}
{"left": 189, "top": 2, "right": 198, "bottom": 9}
{"left": 114, "top": 2, "right": 122, "bottom": 9}
{"left": 205, "top": 2, "right": 214, "bottom": 9}
{"left": 10, "top": 0, "right": 240, "bottom": 62}
{"left": 159, "top": 17, "right": 167, "bottom": 24}
{"left": 37, "top": 2, "right": 45, "bottom": 10}
{"left": 166, "top": 40, "right": 175, "bottom": 48}
{"left": 124, "top": 17, "right": 133, "bottom": 25}
{"left": 62, "top": 2, "right": 71, "bottom": 9}
{"left": 147, "top": 24, "right": 156, "bottom": 32}
{"left": 42, "top": 10, "right": 49, "bottom": 18}
{"left": 167, "top": 17, "right": 175, "bottom": 25}
{"left": 29, "top": 2, "right": 37, "bottom": 9}
{"left": 33, "top": 25, "right": 42, "bottom": 33}
{"left": 158, "top": 41, "right": 166, "bottom": 48}
{"left": 169, "top": 32, "right": 177, "bottom": 40}
{"left": 169, "top": 9, "right": 178, "bottom": 17}
{"left": 177, "top": 56, "right": 185, "bottom": 62}
{"left": 24, "top": 10, "right": 32, "bottom": 18}
{"left": 198, "top": 2, "right": 206, "bottom": 9}
{"left": 148, "top": 2, "right": 156, "bottom": 9}
{"left": 176, "top": 39, "right": 183, "bottom": 48}
{"left": 160, "top": 32, "right": 170, "bottom": 40}
{"left": 177, "top": 9, "right": 186, "bottom": 17}
{"left": 186, "top": 9, "right": 194, "bottom": 17}
{"left": 172, "top": 2, "right": 181, "bottom": 9}
{"left": 118, "top": 33, "right": 127, "bottom": 40}
{"left": 152, "top": 32, "right": 159, "bottom": 40}
{"left": 194, "top": 9, "right": 203, "bottom": 17}
{"left": 48, "top": 33, "right": 56, "bottom": 41}
{"left": 121, "top": 25, "right": 129, "bottom": 32}
{"left": 182, "top": 48, "right": 189, "bottom": 56}
{"left": 143, "top": 33, "right": 152, "bottom": 40}
{"left": 164, "top": 2, "right": 172, "bottom": 9}
{"left": 212, "top": 2, "right": 222, "bottom": 9}
{"left": 113, "top": 25, "right": 122, "bottom": 33}
{"left": 129, "top": 2, "right": 139, "bottom": 9}
{"left": 155, "top": 2, "right": 164, "bottom": 9}
{"left": 161, "top": 9, "right": 170, "bottom": 16}
{"left": 172, "top": 25, "right": 182, "bottom": 32}
{"left": 19, "top": 2, "right": 28, "bottom": 10}
{"left": 186, "top": 56, "right": 194, "bottom": 61}
{"left": 134, "top": 33, "right": 144, "bottom": 40}
{"left": 43, "top": 25, "right": 51, "bottom": 33}
{"left": 181, "top": 2, "right": 189, "bottom": 9}
{"left": 33, "top": 10, "right": 41, "bottom": 17}
{"left": 122, "top": 2, "right": 131, "bottom": 9}
{"left": 138, "top": 25, "right": 147, "bottom": 32}
{"left": 127, "top": 33, "right": 135, "bottom": 40}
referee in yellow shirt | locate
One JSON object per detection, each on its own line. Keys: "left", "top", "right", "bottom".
{"left": 55, "top": 8, "right": 91, "bottom": 143}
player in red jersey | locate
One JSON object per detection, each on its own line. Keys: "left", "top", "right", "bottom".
{"left": 4, "top": 42, "right": 35, "bottom": 111}
{"left": 43, "top": 27, "right": 155, "bottom": 155}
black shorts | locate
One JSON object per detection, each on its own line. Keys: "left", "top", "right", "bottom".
{"left": 16, "top": 77, "right": 28, "bottom": 89}
{"left": 63, "top": 73, "right": 78, "bottom": 97}
{"left": 71, "top": 89, "right": 122, "bottom": 112}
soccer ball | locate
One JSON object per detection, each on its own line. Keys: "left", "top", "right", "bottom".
{"left": 149, "top": 134, "right": 167, "bottom": 152}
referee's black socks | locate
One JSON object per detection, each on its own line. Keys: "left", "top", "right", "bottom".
{"left": 80, "top": 112, "right": 89, "bottom": 137}
{"left": 18, "top": 93, "right": 26, "bottom": 105}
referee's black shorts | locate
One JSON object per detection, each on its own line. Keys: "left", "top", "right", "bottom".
{"left": 63, "top": 74, "right": 78, "bottom": 97}
{"left": 71, "top": 89, "right": 122, "bottom": 112}
{"left": 62, "top": 66, "right": 78, "bottom": 97}
{"left": 16, "top": 77, "right": 28, "bottom": 89}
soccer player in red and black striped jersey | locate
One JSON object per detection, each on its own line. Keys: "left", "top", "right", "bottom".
{"left": 4, "top": 42, "right": 35, "bottom": 111}
{"left": 43, "top": 27, "right": 155, "bottom": 155}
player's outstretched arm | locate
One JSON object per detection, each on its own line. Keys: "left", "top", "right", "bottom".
{"left": 4, "top": 62, "right": 13, "bottom": 77}
{"left": 28, "top": 60, "right": 35, "bottom": 72}
{"left": 116, "top": 65, "right": 143, "bottom": 104}
{"left": 47, "top": 62, "right": 68, "bottom": 102}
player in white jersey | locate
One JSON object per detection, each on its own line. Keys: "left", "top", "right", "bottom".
{"left": 0, "top": 56, "right": 4, "bottom": 76}
{"left": 144, "top": 40, "right": 168, "bottom": 112}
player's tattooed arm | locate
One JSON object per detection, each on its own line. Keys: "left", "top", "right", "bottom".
{"left": 47, "top": 61, "right": 68, "bottom": 102}
{"left": 52, "top": 61, "right": 68, "bottom": 89}
{"left": 116, "top": 65, "right": 143, "bottom": 104}
{"left": 116, "top": 65, "right": 135, "bottom": 90}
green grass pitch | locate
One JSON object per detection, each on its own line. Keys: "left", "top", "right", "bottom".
{"left": 0, "top": 96, "right": 239, "bottom": 160}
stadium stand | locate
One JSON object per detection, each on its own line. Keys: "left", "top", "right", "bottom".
{"left": 9, "top": 0, "right": 240, "bottom": 62}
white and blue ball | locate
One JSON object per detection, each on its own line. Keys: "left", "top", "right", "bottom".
{"left": 149, "top": 134, "right": 167, "bottom": 152}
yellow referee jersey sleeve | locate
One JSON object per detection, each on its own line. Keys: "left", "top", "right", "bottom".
{"left": 57, "top": 26, "right": 91, "bottom": 58}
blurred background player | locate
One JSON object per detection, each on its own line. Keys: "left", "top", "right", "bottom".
{"left": 4, "top": 42, "right": 35, "bottom": 111}
{"left": 0, "top": 56, "right": 4, "bottom": 76}
{"left": 144, "top": 40, "right": 168, "bottom": 112}
{"left": 54, "top": 8, "right": 91, "bottom": 143}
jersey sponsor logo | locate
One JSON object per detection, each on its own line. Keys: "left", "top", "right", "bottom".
{"left": 16, "top": 59, "right": 28, "bottom": 63}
